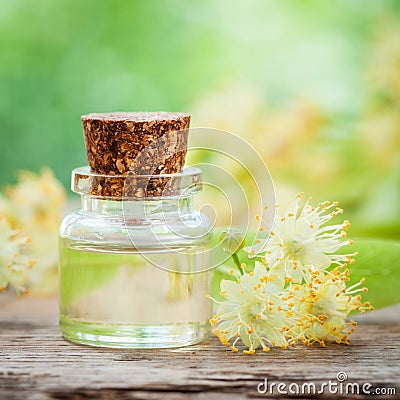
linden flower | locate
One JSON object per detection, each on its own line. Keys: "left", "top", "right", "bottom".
{"left": 294, "top": 267, "right": 373, "bottom": 346}
{"left": 247, "top": 193, "right": 357, "bottom": 282}
{"left": 6, "top": 168, "right": 65, "bottom": 230}
{"left": 0, "top": 218, "right": 35, "bottom": 295}
{"left": 209, "top": 262, "right": 298, "bottom": 354}
{"left": 5, "top": 168, "right": 66, "bottom": 294}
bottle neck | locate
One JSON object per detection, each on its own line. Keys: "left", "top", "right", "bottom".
{"left": 81, "top": 195, "right": 195, "bottom": 218}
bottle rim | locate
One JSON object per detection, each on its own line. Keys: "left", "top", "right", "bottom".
{"left": 71, "top": 166, "right": 202, "bottom": 200}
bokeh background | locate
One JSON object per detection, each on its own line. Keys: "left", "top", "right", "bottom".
{"left": 1, "top": 0, "right": 399, "bottom": 242}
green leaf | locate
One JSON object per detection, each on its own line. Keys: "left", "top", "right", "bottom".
{"left": 348, "top": 237, "right": 400, "bottom": 309}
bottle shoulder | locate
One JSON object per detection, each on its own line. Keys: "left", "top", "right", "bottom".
{"left": 60, "top": 208, "right": 212, "bottom": 250}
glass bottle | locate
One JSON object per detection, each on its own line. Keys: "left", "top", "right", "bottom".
{"left": 59, "top": 166, "right": 213, "bottom": 348}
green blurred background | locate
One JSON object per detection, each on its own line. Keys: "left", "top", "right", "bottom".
{"left": 1, "top": 0, "right": 399, "bottom": 238}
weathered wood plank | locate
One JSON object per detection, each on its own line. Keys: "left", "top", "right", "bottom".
{"left": 0, "top": 294, "right": 399, "bottom": 399}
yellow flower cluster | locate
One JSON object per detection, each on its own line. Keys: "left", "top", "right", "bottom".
{"left": 0, "top": 168, "right": 66, "bottom": 295}
{"left": 210, "top": 194, "right": 372, "bottom": 353}
{"left": 0, "top": 217, "right": 34, "bottom": 295}
{"left": 210, "top": 262, "right": 296, "bottom": 354}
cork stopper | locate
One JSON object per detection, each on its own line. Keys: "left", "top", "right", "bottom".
{"left": 81, "top": 112, "right": 190, "bottom": 198}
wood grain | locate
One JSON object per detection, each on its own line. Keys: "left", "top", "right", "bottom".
{"left": 0, "top": 294, "right": 399, "bottom": 399}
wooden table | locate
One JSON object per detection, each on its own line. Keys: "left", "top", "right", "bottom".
{"left": 1, "top": 294, "right": 399, "bottom": 399}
